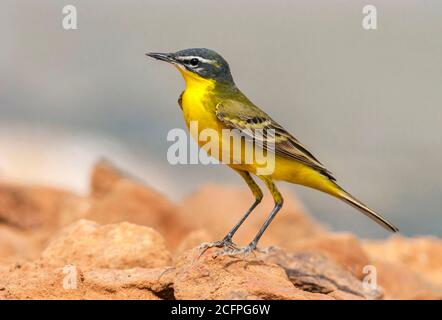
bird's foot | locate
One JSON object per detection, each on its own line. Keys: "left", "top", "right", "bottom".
{"left": 198, "top": 238, "right": 239, "bottom": 257}
{"left": 220, "top": 242, "right": 262, "bottom": 257}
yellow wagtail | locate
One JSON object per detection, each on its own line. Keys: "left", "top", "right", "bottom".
{"left": 146, "top": 48, "right": 398, "bottom": 254}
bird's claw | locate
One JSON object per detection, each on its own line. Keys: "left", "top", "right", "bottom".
{"left": 220, "top": 244, "right": 257, "bottom": 257}
{"left": 199, "top": 240, "right": 270, "bottom": 259}
{"left": 198, "top": 238, "right": 239, "bottom": 257}
{"left": 219, "top": 243, "right": 271, "bottom": 257}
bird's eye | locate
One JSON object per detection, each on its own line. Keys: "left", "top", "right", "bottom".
{"left": 189, "top": 58, "right": 199, "bottom": 67}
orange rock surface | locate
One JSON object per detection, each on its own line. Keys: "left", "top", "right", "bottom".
{"left": 0, "top": 161, "right": 441, "bottom": 300}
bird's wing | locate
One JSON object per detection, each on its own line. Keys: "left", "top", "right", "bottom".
{"left": 215, "top": 99, "right": 335, "bottom": 180}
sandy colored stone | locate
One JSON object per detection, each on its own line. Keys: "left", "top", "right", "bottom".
{"left": 173, "top": 247, "right": 331, "bottom": 300}
{"left": 56, "top": 196, "right": 92, "bottom": 229}
{"left": 265, "top": 248, "right": 383, "bottom": 300}
{"left": 290, "top": 233, "right": 371, "bottom": 279}
{"left": 370, "top": 259, "right": 442, "bottom": 299}
{"left": 83, "top": 267, "right": 175, "bottom": 299}
{"left": 0, "top": 262, "right": 165, "bottom": 300}
{"left": 0, "top": 183, "right": 75, "bottom": 230}
{"left": 42, "top": 220, "right": 172, "bottom": 269}
{"left": 85, "top": 161, "right": 193, "bottom": 248}
{"left": 2, "top": 160, "right": 442, "bottom": 300}
{"left": 175, "top": 229, "right": 213, "bottom": 256}
{"left": 329, "top": 290, "right": 365, "bottom": 300}
{"left": 177, "top": 185, "right": 324, "bottom": 250}
{"left": 0, "top": 225, "right": 42, "bottom": 263}
{"left": 363, "top": 236, "right": 442, "bottom": 287}
{"left": 90, "top": 159, "right": 127, "bottom": 198}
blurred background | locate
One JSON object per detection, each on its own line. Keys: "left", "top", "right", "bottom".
{"left": 1, "top": 0, "right": 441, "bottom": 238}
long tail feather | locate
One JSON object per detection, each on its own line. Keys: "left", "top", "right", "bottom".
{"left": 338, "top": 189, "right": 399, "bottom": 232}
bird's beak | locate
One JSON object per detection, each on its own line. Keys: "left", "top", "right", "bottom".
{"left": 145, "top": 52, "right": 175, "bottom": 64}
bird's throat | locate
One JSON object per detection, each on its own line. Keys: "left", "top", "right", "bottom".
{"left": 176, "top": 66, "right": 215, "bottom": 92}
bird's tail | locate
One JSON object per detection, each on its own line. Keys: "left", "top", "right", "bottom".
{"left": 336, "top": 187, "right": 399, "bottom": 233}
{"left": 286, "top": 165, "right": 399, "bottom": 232}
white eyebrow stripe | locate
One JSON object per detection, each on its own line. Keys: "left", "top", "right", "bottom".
{"left": 175, "top": 55, "right": 218, "bottom": 65}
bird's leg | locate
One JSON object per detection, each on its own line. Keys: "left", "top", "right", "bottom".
{"left": 224, "top": 176, "right": 283, "bottom": 255}
{"left": 199, "top": 171, "right": 263, "bottom": 256}
{"left": 221, "top": 171, "right": 263, "bottom": 242}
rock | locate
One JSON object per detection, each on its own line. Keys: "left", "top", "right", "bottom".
{"left": 42, "top": 220, "right": 172, "bottom": 269}
{"left": 175, "top": 229, "right": 213, "bottom": 256}
{"left": 0, "top": 225, "right": 41, "bottom": 263}
{"left": 2, "top": 159, "right": 442, "bottom": 300}
{"left": 0, "top": 183, "right": 74, "bottom": 230}
{"left": 85, "top": 161, "right": 193, "bottom": 248}
{"left": 177, "top": 185, "right": 324, "bottom": 250}
{"left": 328, "top": 290, "right": 365, "bottom": 300}
{"left": 265, "top": 248, "right": 383, "bottom": 300}
{"left": 0, "top": 181, "right": 93, "bottom": 262}
{"left": 0, "top": 262, "right": 170, "bottom": 300}
{"left": 56, "top": 196, "right": 92, "bottom": 228}
{"left": 90, "top": 159, "right": 126, "bottom": 198}
{"left": 290, "top": 233, "right": 371, "bottom": 279}
{"left": 83, "top": 267, "right": 175, "bottom": 299}
{"left": 0, "top": 262, "right": 77, "bottom": 300}
{"left": 368, "top": 259, "right": 442, "bottom": 300}
{"left": 173, "top": 247, "right": 331, "bottom": 300}
{"left": 363, "top": 236, "right": 442, "bottom": 287}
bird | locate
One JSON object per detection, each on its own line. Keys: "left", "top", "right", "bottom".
{"left": 146, "top": 48, "right": 398, "bottom": 254}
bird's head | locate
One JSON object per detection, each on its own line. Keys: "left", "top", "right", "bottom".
{"left": 146, "top": 48, "right": 234, "bottom": 85}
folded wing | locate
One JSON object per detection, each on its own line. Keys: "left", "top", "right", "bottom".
{"left": 216, "top": 99, "right": 336, "bottom": 181}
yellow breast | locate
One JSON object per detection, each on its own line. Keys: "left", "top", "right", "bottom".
{"left": 178, "top": 67, "right": 221, "bottom": 133}
{"left": 177, "top": 67, "right": 266, "bottom": 173}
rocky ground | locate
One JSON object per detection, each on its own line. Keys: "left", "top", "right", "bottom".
{"left": 0, "top": 161, "right": 441, "bottom": 300}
